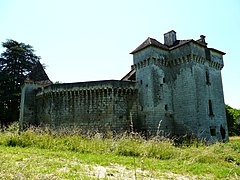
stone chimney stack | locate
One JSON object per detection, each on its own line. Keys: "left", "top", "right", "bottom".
{"left": 200, "top": 35, "right": 207, "bottom": 45}
{"left": 164, "top": 30, "right": 177, "bottom": 46}
{"left": 200, "top": 35, "right": 206, "bottom": 43}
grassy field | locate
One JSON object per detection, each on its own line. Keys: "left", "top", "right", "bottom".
{"left": 0, "top": 124, "right": 239, "bottom": 179}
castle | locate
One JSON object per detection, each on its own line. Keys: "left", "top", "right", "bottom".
{"left": 19, "top": 30, "right": 229, "bottom": 142}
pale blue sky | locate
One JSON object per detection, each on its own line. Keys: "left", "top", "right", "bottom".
{"left": 0, "top": 0, "right": 240, "bottom": 108}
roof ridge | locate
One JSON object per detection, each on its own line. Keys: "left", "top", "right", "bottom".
{"left": 130, "top": 37, "right": 168, "bottom": 54}
{"left": 147, "top": 37, "right": 152, "bottom": 44}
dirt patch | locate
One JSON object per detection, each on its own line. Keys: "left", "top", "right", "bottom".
{"left": 79, "top": 163, "right": 200, "bottom": 179}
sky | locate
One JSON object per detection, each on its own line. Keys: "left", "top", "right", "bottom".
{"left": 0, "top": 0, "right": 240, "bottom": 109}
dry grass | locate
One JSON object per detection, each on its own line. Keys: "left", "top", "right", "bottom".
{"left": 0, "top": 122, "right": 239, "bottom": 179}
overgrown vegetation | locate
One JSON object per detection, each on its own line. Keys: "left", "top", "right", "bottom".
{"left": 0, "top": 123, "right": 240, "bottom": 179}
{"left": 0, "top": 40, "right": 40, "bottom": 127}
{"left": 226, "top": 105, "right": 240, "bottom": 136}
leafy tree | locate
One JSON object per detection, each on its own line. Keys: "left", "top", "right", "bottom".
{"left": 0, "top": 40, "right": 40, "bottom": 127}
{"left": 225, "top": 105, "right": 240, "bottom": 136}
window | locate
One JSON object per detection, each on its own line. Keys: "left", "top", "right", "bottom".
{"left": 140, "top": 80, "right": 143, "bottom": 85}
{"left": 210, "top": 127, "right": 216, "bottom": 136}
{"left": 206, "top": 70, "right": 210, "bottom": 85}
{"left": 163, "top": 77, "right": 166, "bottom": 83}
{"left": 208, "top": 100, "right": 214, "bottom": 116}
{"left": 165, "top": 104, "right": 168, "bottom": 111}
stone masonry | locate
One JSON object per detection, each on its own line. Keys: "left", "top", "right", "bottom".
{"left": 19, "top": 30, "right": 229, "bottom": 142}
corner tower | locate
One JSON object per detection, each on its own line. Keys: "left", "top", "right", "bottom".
{"left": 19, "top": 61, "right": 52, "bottom": 130}
{"left": 130, "top": 35, "right": 173, "bottom": 136}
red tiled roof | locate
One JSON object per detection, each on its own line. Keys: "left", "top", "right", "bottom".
{"left": 130, "top": 37, "right": 212, "bottom": 54}
{"left": 130, "top": 37, "right": 194, "bottom": 54}
{"left": 169, "top": 39, "right": 192, "bottom": 49}
{"left": 130, "top": 37, "right": 168, "bottom": 54}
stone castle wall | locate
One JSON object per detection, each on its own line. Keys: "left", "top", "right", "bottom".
{"left": 21, "top": 80, "right": 138, "bottom": 133}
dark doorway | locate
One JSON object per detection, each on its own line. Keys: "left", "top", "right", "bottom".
{"left": 220, "top": 125, "right": 226, "bottom": 140}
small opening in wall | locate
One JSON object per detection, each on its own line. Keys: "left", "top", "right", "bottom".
{"left": 146, "top": 84, "right": 148, "bottom": 87}
{"left": 163, "top": 77, "right": 166, "bottom": 83}
{"left": 220, "top": 125, "right": 226, "bottom": 140}
{"left": 165, "top": 104, "right": 168, "bottom": 111}
{"left": 210, "top": 128, "right": 216, "bottom": 136}
{"left": 140, "top": 80, "right": 143, "bottom": 85}
{"left": 208, "top": 100, "right": 214, "bottom": 116}
{"left": 140, "top": 106, "right": 143, "bottom": 111}
{"left": 206, "top": 70, "right": 211, "bottom": 85}
{"left": 119, "top": 116, "right": 123, "bottom": 119}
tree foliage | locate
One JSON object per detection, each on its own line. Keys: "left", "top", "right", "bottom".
{"left": 0, "top": 39, "right": 40, "bottom": 126}
{"left": 225, "top": 105, "right": 240, "bottom": 136}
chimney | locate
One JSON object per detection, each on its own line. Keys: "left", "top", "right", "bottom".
{"left": 164, "top": 30, "right": 176, "bottom": 46}
{"left": 200, "top": 35, "right": 207, "bottom": 44}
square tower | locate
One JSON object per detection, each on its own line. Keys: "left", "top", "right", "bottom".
{"left": 130, "top": 31, "right": 228, "bottom": 142}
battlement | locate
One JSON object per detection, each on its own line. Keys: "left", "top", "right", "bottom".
{"left": 39, "top": 80, "right": 136, "bottom": 94}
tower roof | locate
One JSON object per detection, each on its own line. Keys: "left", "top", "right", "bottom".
{"left": 130, "top": 37, "right": 225, "bottom": 55}
{"left": 26, "top": 61, "right": 52, "bottom": 85}
{"left": 130, "top": 37, "right": 168, "bottom": 54}
{"left": 130, "top": 31, "right": 225, "bottom": 55}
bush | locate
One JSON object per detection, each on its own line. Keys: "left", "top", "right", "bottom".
{"left": 225, "top": 105, "right": 240, "bottom": 136}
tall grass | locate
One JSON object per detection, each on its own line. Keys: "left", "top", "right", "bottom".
{"left": 0, "top": 123, "right": 179, "bottom": 159}
{"left": 0, "top": 122, "right": 240, "bottom": 178}
{"left": 0, "top": 123, "right": 239, "bottom": 161}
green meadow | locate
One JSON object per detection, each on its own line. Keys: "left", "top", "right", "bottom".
{"left": 0, "top": 123, "right": 239, "bottom": 179}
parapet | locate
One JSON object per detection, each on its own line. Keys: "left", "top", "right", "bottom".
{"left": 36, "top": 80, "right": 137, "bottom": 96}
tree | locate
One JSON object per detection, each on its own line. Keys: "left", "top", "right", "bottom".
{"left": 225, "top": 105, "right": 240, "bottom": 136}
{"left": 0, "top": 39, "right": 40, "bottom": 127}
